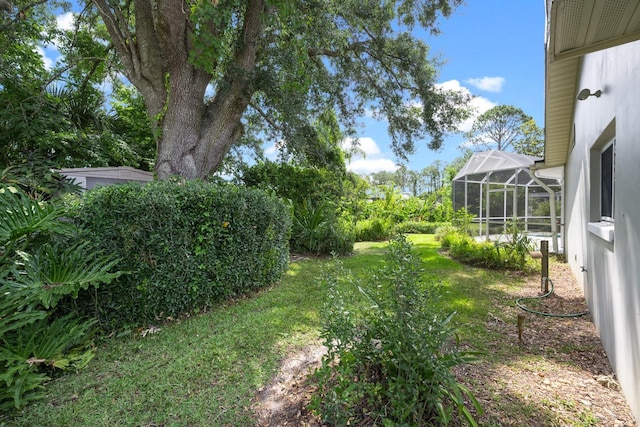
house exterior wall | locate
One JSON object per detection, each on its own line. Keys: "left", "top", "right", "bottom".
{"left": 564, "top": 39, "right": 640, "bottom": 421}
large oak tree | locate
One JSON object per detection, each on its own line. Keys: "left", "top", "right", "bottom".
{"left": 87, "top": 0, "right": 469, "bottom": 179}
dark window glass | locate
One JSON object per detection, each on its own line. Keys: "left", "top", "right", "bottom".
{"left": 601, "top": 143, "right": 614, "bottom": 220}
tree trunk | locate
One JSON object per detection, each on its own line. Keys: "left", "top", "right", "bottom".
{"left": 94, "top": 0, "right": 266, "bottom": 180}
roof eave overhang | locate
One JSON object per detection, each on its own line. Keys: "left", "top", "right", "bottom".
{"left": 544, "top": 0, "right": 640, "bottom": 167}
{"left": 544, "top": 56, "right": 580, "bottom": 167}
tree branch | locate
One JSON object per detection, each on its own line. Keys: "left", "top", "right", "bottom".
{"left": 307, "top": 41, "right": 368, "bottom": 58}
{"left": 248, "top": 101, "right": 283, "bottom": 132}
{"left": 0, "top": 0, "right": 48, "bottom": 31}
{"left": 93, "top": 0, "right": 136, "bottom": 76}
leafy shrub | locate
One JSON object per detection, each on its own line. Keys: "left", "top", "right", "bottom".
{"left": 437, "top": 224, "right": 534, "bottom": 271}
{"left": 447, "top": 233, "right": 504, "bottom": 269}
{"left": 0, "top": 186, "right": 120, "bottom": 411}
{"left": 1, "top": 157, "right": 81, "bottom": 201}
{"left": 354, "top": 217, "right": 392, "bottom": 242}
{"left": 451, "top": 208, "right": 476, "bottom": 235}
{"left": 70, "top": 180, "right": 291, "bottom": 327}
{"left": 311, "top": 235, "right": 482, "bottom": 426}
{"left": 494, "top": 221, "right": 535, "bottom": 270}
{"left": 242, "top": 161, "right": 353, "bottom": 255}
{"left": 291, "top": 199, "right": 354, "bottom": 255}
{"left": 242, "top": 160, "right": 344, "bottom": 204}
{"left": 435, "top": 224, "right": 459, "bottom": 248}
{"left": 394, "top": 221, "right": 449, "bottom": 234}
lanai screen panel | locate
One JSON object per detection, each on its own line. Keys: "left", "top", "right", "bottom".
{"left": 452, "top": 150, "right": 562, "bottom": 236}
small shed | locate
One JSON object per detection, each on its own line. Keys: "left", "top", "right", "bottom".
{"left": 452, "top": 150, "right": 563, "bottom": 252}
{"left": 57, "top": 167, "right": 153, "bottom": 190}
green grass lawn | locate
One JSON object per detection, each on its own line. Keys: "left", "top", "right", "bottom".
{"left": 2, "top": 235, "right": 529, "bottom": 426}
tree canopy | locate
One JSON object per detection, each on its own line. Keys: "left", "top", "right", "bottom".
{"left": 0, "top": 0, "right": 156, "bottom": 172}
{"left": 3, "top": 0, "right": 471, "bottom": 180}
{"left": 463, "top": 105, "right": 539, "bottom": 154}
{"left": 512, "top": 117, "right": 544, "bottom": 157}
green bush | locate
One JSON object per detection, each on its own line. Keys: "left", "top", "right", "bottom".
{"left": 70, "top": 180, "right": 291, "bottom": 327}
{"left": 435, "top": 224, "right": 459, "bottom": 248}
{"left": 437, "top": 225, "right": 534, "bottom": 271}
{"left": 242, "top": 161, "right": 353, "bottom": 255}
{"left": 311, "top": 235, "right": 481, "bottom": 426}
{"left": 354, "top": 217, "right": 392, "bottom": 242}
{"left": 290, "top": 199, "right": 354, "bottom": 255}
{"left": 448, "top": 233, "right": 504, "bottom": 269}
{"left": 0, "top": 186, "right": 120, "bottom": 411}
{"left": 1, "top": 156, "right": 81, "bottom": 201}
{"left": 451, "top": 208, "right": 475, "bottom": 235}
{"left": 394, "top": 220, "right": 449, "bottom": 234}
{"left": 242, "top": 161, "right": 344, "bottom": 203}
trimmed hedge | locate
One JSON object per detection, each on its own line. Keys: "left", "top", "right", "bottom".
{"left": 70, "top": 180, "right": 291, "bottom": 327}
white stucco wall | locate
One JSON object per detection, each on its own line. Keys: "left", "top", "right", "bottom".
{"left": 564, "top": 39, "right": 640, "bottom": 421}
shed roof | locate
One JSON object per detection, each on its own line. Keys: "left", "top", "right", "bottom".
{"left": 57, "top": 166, "right": 153, "bottom": 181}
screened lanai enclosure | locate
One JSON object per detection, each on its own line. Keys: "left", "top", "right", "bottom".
{"left": 452, "top": 150, "right": 563, "bottom": 253}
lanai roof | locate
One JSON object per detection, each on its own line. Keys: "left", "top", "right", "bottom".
{"left": 453, "top": 150, "right": 542, "bottom": 181}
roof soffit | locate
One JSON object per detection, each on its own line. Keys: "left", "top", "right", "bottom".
{"left": 549, "top": 0, "right": 640, "bottom": 63}
{"left": 545, "top": 0, "right": 640, "bottom": 166}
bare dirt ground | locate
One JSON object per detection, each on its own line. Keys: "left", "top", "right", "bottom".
{"left": 253, "top": 261, "right": 637, "bottom": 426}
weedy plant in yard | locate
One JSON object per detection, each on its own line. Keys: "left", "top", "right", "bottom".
{"left": 311, "top": 234, "right": 482, "bottom": 426}
{"left": 493, "top": 220, "right": 534, "bottom": 269}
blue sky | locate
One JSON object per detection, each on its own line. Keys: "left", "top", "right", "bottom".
{"left": 342, "top": 0, "right": 547, "bottom": 175}
{"left": 44, "top": 1, "right": 546, "bottom": 176}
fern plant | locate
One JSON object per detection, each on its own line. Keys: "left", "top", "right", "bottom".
{"left": 0, "top": 186, "right": 121, "bottom": 411}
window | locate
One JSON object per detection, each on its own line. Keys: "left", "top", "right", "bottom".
{"left": 587, "top": 121, "right": 615, "bottom": 243}
{"left": 600, "top": 140, "right": 615, "bottom": 221}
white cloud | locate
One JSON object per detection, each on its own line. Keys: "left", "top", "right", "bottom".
{"left": 436, "top": 79, "right": 467, "bottom": 93}
{"left": 436, "top": 79, "right": 497, "bottom": 132}
{"left": 57, "top": 12, "right": 75, "bottom": 31}
{"left": 341, "top": 136, "right": 400, "bottom": 174}
{"left": 263, "top": 140, "right": 289, "bottom": 160}
{"left": 35, "top": 46, "right": 54, "bottom": 70}
{"left": 264, "top": 144, "right": 278, "bottom": 156}
{"left": 347, "top": 158, "right": 399, "bottom": 174}
{"left": 342, "top": 136, "right": 381, "bottom": 157}
{"left": 465, "top": 76, "right": 505, "bottom": 93}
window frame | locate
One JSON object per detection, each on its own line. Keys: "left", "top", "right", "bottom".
{"left": 600, "top": 139, "right": 615, "bottom": 222}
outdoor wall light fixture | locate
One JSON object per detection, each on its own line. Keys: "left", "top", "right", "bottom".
{"left": 577, "top": 88, "right": 602, "bottom": 101}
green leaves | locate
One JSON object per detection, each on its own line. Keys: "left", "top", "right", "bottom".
{"left": 313, "top": 234, "right": 482, "bottom": 425}
{"left": 0, "top": 187, "right": 74, "bottom": 249}
{"left": 0, "top": 315, "right": 97, "bottom": 411}
{"left": 0, "top": 186, "right": 121, "bottom": 411}
{"left": 438, "top": 220, "right": 535, "bottom": 271}
{"left": 13, "top": 242, "right": 122, "bottom": 309}
{"left": 242, "top": 161, "right": 354, "bottom": 255}
{"left": 71, "top": 181, "right": 291, "bottom": 327}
